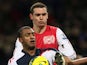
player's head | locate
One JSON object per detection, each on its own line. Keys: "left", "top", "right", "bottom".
{"left": 29, "top": 2, "right": 48, "bottom": 27}
{"left": 29, "top": 56, "right": 50, "bottom": 65}
{"left": 17, "top": 26, "right": 36, "bottom": 50}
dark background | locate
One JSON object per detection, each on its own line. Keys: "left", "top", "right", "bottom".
{"left": 0, "top": 0, "right": 87, "bottom": 65}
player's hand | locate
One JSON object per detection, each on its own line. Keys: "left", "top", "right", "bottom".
{"left": 55, "top": 52, "right": 65, "bottom": 65}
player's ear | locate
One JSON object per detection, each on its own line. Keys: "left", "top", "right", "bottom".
{"left": 29, "top": 13, "right": 33, "bottom": 20}
{"left": 19, "top": 37, "right": 23, "bottom": 43}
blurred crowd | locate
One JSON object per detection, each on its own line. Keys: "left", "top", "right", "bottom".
{"left": 0, "top": 0, "right": 87, "bottom": 65}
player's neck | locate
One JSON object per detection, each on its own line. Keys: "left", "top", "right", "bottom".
{"left": 33, "top": 25, "right": 46, "bottom": 34}
{"left": 28, "top": 50, "right": 36, "bottom": 56}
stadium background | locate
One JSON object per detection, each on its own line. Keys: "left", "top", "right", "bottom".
{"left": 0, "top": 0, "right": 87, "bottom": 65}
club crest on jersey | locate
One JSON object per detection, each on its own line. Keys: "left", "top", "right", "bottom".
{"left": 43, "top": 35, "right": 55, "bottom": 44}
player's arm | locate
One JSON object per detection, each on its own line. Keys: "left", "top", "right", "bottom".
{"left": 56, "top": 28, "right": 76, "bottom": 59}
{"left": 64, "top": 56, "right": 87, "bottom": 65}
{"left": 71, "top": 57, "right": 87, "bottom": 65}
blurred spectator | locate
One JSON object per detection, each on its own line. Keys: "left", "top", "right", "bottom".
{"left": 79, "top": 29, "right": 87, "bottom": 56}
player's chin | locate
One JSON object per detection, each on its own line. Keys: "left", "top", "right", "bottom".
{"left": 29, "top": 46, "right": 35, "bottom": 50}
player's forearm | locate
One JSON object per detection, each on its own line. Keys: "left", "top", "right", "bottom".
{"left": 72, "top": 57, "right": 87, "bottom": 65}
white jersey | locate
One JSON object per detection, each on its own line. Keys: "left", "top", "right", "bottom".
{"left": 8, "top": 49, "right": 65, "bottom": 65}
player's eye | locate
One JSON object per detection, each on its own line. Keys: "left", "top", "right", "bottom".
{"left": 35, "top": 14, "right": 40, "bottom": 16}
{"left": 25, "top": 32, "right": 35, "bottom": 37}
{"left": 42, "top": 13, "right": 46, "bottom": 16}
{"left": 25, "top": 33, "right": 30, "bottom": 37}
{"left": 35, "top": 13, "right": 46, "bottom": 16}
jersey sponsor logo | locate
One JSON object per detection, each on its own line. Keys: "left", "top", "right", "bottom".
{"left": 43, "top": 35, "right": 55, "bottom": 44}
{"left": 62, "top": 34, "right": 67, "bottom": 40}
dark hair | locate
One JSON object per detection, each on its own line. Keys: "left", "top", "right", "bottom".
{"left": 30, "top": 2, "right": 47, "bottom": 14}
{"left": 17, "top": 26, "right": 32, "bottom": 37}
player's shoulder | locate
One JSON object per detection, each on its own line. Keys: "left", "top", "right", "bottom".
{"left": 47, "top": 25, "right": 59, "bottom": 30}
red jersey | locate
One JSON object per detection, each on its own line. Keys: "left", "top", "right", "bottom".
{"left": 14, "top": 25, "right": 76, "bottom": 59}
{"left": 35, "top": 25, "right": 58, "bottom": 50}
